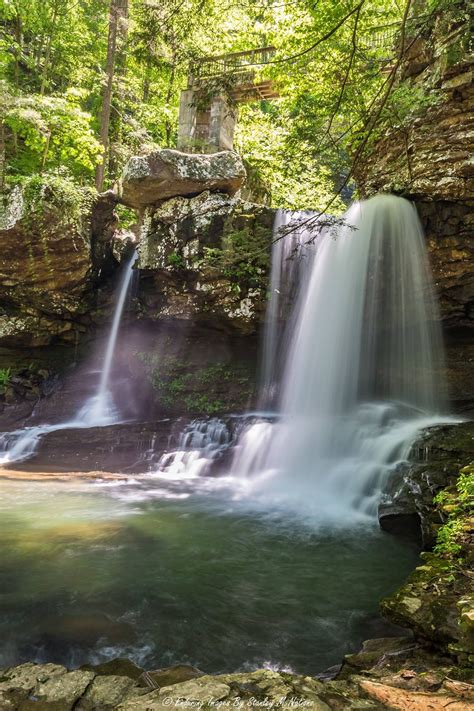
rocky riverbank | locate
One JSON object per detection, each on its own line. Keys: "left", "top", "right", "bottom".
{"left": 0, "top": 637, "right": 472, "bottom": 710}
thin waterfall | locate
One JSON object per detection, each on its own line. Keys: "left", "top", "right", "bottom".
{"left": 232, "top": 195, "right": 449, "bottom": 521}
{"left": 78, "top": 251, "right": 137, "bottom": 424}
{"left": 0, "top": 252, "right": 137, "bottom": 465}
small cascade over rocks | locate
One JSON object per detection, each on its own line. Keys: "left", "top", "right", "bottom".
{"left": 155, "top": 418, "right": 232, "bottom": 478}
{"left": 0, "top": 252, "right": 137, "bottom": 465}
{"left": 232, "top": 194, "right": 449, "bottom": 522}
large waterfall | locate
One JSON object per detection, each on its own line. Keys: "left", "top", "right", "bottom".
{"left": 232, "top": 194, "right": 448, "bottom": 521}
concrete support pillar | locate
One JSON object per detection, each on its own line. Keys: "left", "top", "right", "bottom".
{"left": 177, "top": 89, "right": 237, "bottom": 153}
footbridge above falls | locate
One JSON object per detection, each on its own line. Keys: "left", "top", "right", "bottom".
{"left": 177, "top": 16, "right": 424, "bottom": 154}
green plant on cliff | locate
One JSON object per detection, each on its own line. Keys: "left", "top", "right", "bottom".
{"left": 0, "top": 367, "right": 11, "bottom": 387}
{"left": 433, "top": 465, "right": 474, "bottom": 561}
{"left": 17, "top": 173, "right": 95, "bottom": 232}
{"left": 167, "top": 252, "right": 185, "bottom": 270}
{"left": 135, "top": 353, "right": 253, "bottom": 414}
{"left": 201, "top": 224, "right": 269, "bottom": 289}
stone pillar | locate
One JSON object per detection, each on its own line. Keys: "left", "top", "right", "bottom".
{"left": 177, "top": 89, "right": 237, "bottom": 153}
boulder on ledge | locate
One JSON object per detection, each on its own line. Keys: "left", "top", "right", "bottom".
{"left": 117, "top": 149, "right": 246, "bottom": 209}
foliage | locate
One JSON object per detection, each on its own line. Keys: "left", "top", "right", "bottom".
{"left": 2, "top": 88, "right": 102, "bottom": 179}
{"left": 0, "top": 367, "right": 11, "bottom": 387}
{"left": 167, "top": 252, "right": 185, "bottom": 270}
{"left": 135, "top": 354, "right": 253, "bottom": 414}
{"left": 433, "top": 465, "right": 474, "bottom": 560}
{"left": 14, "top": 173, "right": 95, "bottom": 230}
{"left": 0, "top": 0, "right": 464, "bottom": 207}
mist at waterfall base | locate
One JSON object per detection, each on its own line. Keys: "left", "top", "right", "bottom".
{"left": 0, "top": 252, "right": 137, "bottom": 465}
{"left": 231, "top": 194, "right": 448, "bottom": 523}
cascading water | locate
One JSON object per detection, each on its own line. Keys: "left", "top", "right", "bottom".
{"left": 156, "top": 418, "right": 232, "bottom": 478}
{"left": 259, "top": 211, "right": 318, "bottom": 408}
{"left": 77, "top": 251, "right": 137, "bottom": 425}
{"left": 232, "top": 194, "right": 449, "bottom": 521}
{"left": 0, "top": 252, "right": 137, "bottom": 465}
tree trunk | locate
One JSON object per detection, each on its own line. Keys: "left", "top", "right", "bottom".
{"left": 165, "top": 48, "right": 177, "bottom": 146}
{"left": 0, "top": 122, "right": 6, "bottom": 190}
{"left": 95, "top": 0, "right": 128, "bottom": 191}
{"left": 40, "top": 0, "right": 60, "bottom": 96}
{"left": 142, "top": 55, "right": 152, "bottom": 102}
{"left": 13, "top": 14, "right": 22, "bottom": 87}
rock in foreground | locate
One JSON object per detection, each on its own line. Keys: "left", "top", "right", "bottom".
{"left": 118, "top": 149, "right": 246, "bottom": 209}
{"left": 1, "top": 650, "right": 473, "bottom": 710}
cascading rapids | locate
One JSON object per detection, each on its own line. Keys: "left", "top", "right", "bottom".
{"left": 232, "top": 194, "right": 449, "bottom": 522}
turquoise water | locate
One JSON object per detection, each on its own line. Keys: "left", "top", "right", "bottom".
{"left": 0, "top": 477, "right": 419, "bottom": 674}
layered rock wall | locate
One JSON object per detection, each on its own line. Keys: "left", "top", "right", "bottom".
{"left": 0, "top": 179, "right": 118, "bottom": 347}
{"left": 354, "top": 1, "right": 473, "bottom": 410}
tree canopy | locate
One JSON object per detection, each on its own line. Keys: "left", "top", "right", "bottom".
{"left": 0, "top": 0, "right": 456, "bottom": 210}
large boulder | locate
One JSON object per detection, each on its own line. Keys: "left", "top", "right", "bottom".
{"left": 118, "top": 149, "right": 246, "bottom": 209}
{"left": 379, "top": 421, "right": 474, "bottom": 547}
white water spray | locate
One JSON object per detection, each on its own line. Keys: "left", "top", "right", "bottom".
{"left": 0, "top": 253, "right": 137, "bottom": 465}
{"left": 232, "top": 195, "right": 449, "bottom": 521}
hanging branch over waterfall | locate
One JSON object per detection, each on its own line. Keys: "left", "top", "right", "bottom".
{"left": 269, "top": 0, "right": 426, "bottom": 244}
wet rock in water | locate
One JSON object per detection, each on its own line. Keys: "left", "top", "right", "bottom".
{"left": 118, "top": 149, "right": 246, "bottom": 209}
{"left": 117, "top": 669, "right": 331, "bottom": 710}
{"left": 27, "top": 668, "right": 95, "bottom": 709}
{"left": 1, "top": 658, "right": 472, "bottom": 710}
{"left": 139, "top": 664, "right": 204, "bottom": 689}
{"left": 381, "top": 552, "right": 474, "bottom": 664}
{"left": 379, "top": 421, "right": 474, "bottom": 548}
{"left": 39, "top": 613, "right": 136, "bottom": 648}
{"left": 80, "top": 658, "right": 145, "bottom": 680}
{"left": 339, "top": 637, "right": 417, "bottom": 679}
{"left": 0, "top": 663, "right": 67, "bottom": 709}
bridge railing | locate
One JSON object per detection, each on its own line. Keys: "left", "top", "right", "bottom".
{"left": 188, "top": 46, "right": 276, "bottom": 87}
{"left": 187, "top": 15, "right": 430, "bottom": 89}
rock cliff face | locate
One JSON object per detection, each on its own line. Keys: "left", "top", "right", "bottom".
{"left": 0, "top": 179, "right": 118, "bottom": 347}
{"left": 0, "top": 154, "right": 274, "bottom": 421}
{"left": 137, "top": 191, "right": 274, "bottom": 333}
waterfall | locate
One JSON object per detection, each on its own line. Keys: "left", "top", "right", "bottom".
{"left": 156, "top": 418, "right": 232, "bottom": 479}
{"left": 259, "top": 211, "right": 317, "bottom": 409}
{"left": 232, "top": 194, "right": 448, "bottom": 521}
{"left": 78, "top": 251, "right": 137, "bottom": 425}
{"left": 0, "top": 253, "right": 137, "bottom": 465}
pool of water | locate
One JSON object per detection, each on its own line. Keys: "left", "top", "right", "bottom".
{"left": 0, "top": 476, "right": 419, "bottom": 674}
